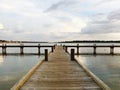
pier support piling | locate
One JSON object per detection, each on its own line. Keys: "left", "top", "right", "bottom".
{"left": 4, "top": 45, "right": 6, "bottom": 55}
{"left": 51, "top": 47, "right": 54, "bottom": 52}
{"left": 38, "top": 44, "right": 41, "bottom": 55}
{"left": 71, "top": 49, "right": 75, "bottom": 61}
{"left": 2, "top": 44, "right": 6, "bottom": 55}
{"left": 65, "top": 46, "right": 67, "bottom": 53}
{"left": 45, "top": 49, "right": 48, "bottom": 61}
{"left": 110, "top": 46, "right": 114, "bottom": 55}
{"left": 93, "top": 44, "right": 96, "bottom": 55}
{"left": 2, "top": 46, "right": 4, "bottom": 55}
{"left": 20, "top": 44, "right": 24, "bottom": 55}
{"left": 77, "top": 44, "right": 79, "bottom": 55}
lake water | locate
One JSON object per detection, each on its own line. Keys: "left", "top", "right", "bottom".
{"left": 0, "top": 43, "right": 120, "bottom": 90}
{"left": 0, "top": 55, "right": 44, "bottom": 90}
{"left": 75, "top": 55, "right": 120, "bottom": 90}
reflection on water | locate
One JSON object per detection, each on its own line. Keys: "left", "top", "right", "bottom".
{"left": 0, "top": 55, "right": 44, "bottom": 90}
{"left": 0, "top": 56, "right": 4, "bottom": 63}
{"left": 75, "top": 55, "right": 120, "bottom": 90}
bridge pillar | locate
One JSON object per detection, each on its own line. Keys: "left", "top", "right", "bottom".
{"left": 51, "top": 47, "right": 54, "bottom": 52}
{"left": 110, "top": 46, "right": 114, "bottom": 55}
{"left": 38, "top": 44, "right": 41, "bottom": 55}
{"left": 2, "top": 44, "right": 6, "bottom": 55}
{"left": 2, "top": 46, "right": 4, "bottom": 55}
{"left": 77, "top": 44, "right": 79, "bottom": 55}
{"left": 20, "top": 44, "right": 24, "bottom": 55}
{"left": 93, "top": 44, "right": 96, "bottom": 55}
{"left": 4, "top": 44, "right": 6, "bottom": 55}
{"left": 65, "top": 46, "right": 67, "bottom": 52}
{"left": 45, "top": 49, "right": 48, "bottom": 61}
{"left": 71, "top": 49, "right": 75, "bottom": 61}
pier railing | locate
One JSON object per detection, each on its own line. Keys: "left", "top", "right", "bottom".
{"left": 63, "top": 44, "right": 120, "bottom": 55}
{"left": 1, "top": 43, "right": 120, "bottom": 55}
{"left": 0, "top": 44, "right": 55, "bottom": 55}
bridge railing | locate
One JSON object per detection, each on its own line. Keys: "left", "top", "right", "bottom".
{"left": 0, "top": 44, "right": 55, "bottom": 55}
{"left": 63, "top": 44, "right": 120, "bottom": 55}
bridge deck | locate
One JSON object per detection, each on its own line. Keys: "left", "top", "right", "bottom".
{"left": 20, "top": 46, "right": 102, "bottom": 90}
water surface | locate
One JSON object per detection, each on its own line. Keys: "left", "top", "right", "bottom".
{"left": 0, "top": 55, "right": 44, "bottom": 90}
{"left": 75, "top": 55, "right": 120, "bottom": 90}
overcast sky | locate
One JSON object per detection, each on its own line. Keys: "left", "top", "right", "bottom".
{"left": 0, "top": 0, "right": 120, "bottom": 41}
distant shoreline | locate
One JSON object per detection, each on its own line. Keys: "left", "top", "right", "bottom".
{"left": 0, "top": 41, "right": 49, "bottom": 44}
{"left": 1, "top": 40, "right": 120, "bottom": 44}
{"left": 58, "top": 40, "right": 120, "bottom": 43}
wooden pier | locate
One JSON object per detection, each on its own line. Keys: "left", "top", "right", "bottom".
{"left": 63, "top": 44, "right": 120, "bottom": 55}
{"left": 1, "top": 44, "right": 120, "bottom": 55}
{"left": 0, "top": 44, "right": 54, "bottom": 55}
{"left": 11, "top": 46, "right": 111, "bottom": 90}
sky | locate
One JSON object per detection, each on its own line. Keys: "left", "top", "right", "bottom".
{"left": 0, "top": 0, "right": 120, "bottom": 41}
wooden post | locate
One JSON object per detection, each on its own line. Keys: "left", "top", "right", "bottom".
{"left": 71, "top": 49, "right": 75, "bottom": 61}
{"left": 51, "top": 47, "right": 54, "bottom": 52}
{"left": 2, "top": 45, "right": 4, "bottom": 55}
{"left": 4, "top": 44, "right": 6, "bottom": 55}
{"left": 20, "top": 44, "right": 24, "bottom": 55}
{"left": 65, "top": 46, "right": 67, "bottom": 52}
{"left": 110, "top": 45, "right": 114, "bottom": 55}
{"left": 38, "top": 44, "right": 40, "bottom": 55}
{"left": 93, "top": 44, "right": 96, "bottom": 55}
{"left": 45, "top": 49, "right": 48, "bottom": 61}
{"left": 2, "top": 44, "right": 6, "bottom": 55}
{"left": 77, "top": 44, "right": 79, "bottom": 55}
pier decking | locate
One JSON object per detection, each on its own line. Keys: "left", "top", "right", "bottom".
{"left": 13, "top": 46, "right": 103, "bottom": 90}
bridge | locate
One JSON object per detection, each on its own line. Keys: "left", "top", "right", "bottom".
{"left": 0, "top": 44, "right": 54, "bottom": 55}
{"left": 1, "top": 44, "right": 120, "bottom": 55}
{"left": 63, "top": 44, "right": 120, "bottom": 55}
{"left": 11, "top": 46, "right": 111, "bottom": 90}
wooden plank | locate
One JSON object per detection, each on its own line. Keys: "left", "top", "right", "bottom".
{"left": 12, "top": 46, "right": 103, "bottom": 90}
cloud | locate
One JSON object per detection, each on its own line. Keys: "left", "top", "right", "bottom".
{"left": 81, "top": 8, "right": 120, "bottom": 35}
{"left": 0, "top": 0, "right": 43, "bottom": 18}
{"left": 44, "top": 1, "right": 65, "bottom": 12}
{"left": 81, "top": 21, "right": 120, "bottom": 34}
{"left": 108, "top": 9, "right": 120, "bottom": 20}
{"left": 96, "top": 0, "right": 115, "bottom": 5}
{"left": 95, "top": 0, "right": 120, "bottom": 12}
{"left": 46, "top": 32, "right": 81, "bottom": 41}
{"left": 44, "top": 0, "right": 83, "bottom": 13}
{"left": 0, "top": 23, "right": 4, "bottom": 30}
{"left": 0, "top": 0, "right": 120, "bottom": 41}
